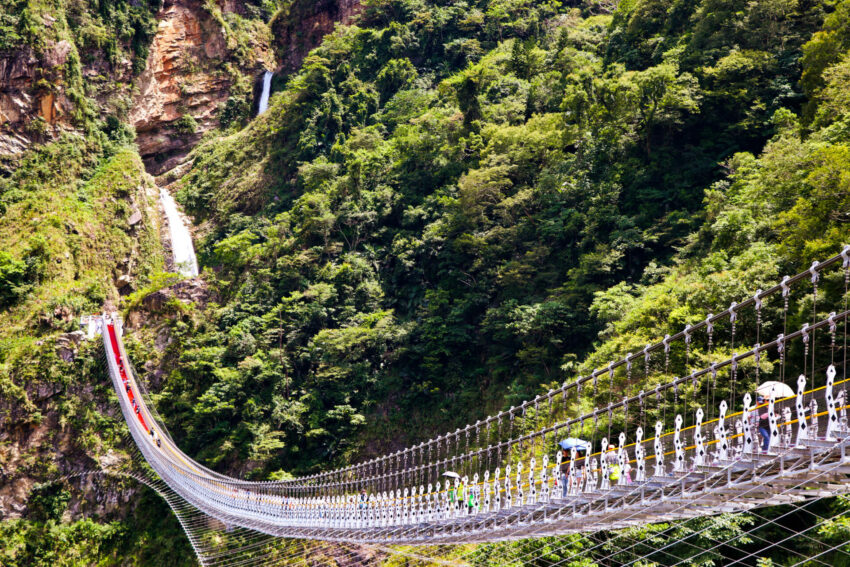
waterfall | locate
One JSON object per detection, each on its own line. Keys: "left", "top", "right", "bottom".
{"left": 160, "top": 188, "right": 199, "bottom": 277}
{"left": 257, "top": 71, "right": 273, "bottom": 115}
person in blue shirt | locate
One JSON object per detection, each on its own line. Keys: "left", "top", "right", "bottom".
{"left": 756, "top": 395, "right": 771, "bottom": 451}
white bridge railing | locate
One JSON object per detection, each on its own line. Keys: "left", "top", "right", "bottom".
{"left": 101, "top": 246, "right": 850, "bottom": 544}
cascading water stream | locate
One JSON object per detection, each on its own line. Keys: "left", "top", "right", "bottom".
{"left": 160, "top": 188, "right": 199, "bottom": 277}
{"left": 257, "top": 71, "right": 273, "bottom": 115}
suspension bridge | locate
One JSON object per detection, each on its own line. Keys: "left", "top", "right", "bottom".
{"left": 84, "top": 245, "right": 850, "bottom": 565}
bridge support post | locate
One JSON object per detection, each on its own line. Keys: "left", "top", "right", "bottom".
{"left": 826, "top": 365, "right": 839, "bottom": 441}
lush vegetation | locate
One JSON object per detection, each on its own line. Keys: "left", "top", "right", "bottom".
{"left": 3, "top": 0, "right": 850, "bottom": 563}
{"left": 0, "top": 137, "right": 163, "bottom": 404}
{"left": 0, "top": 0, "right": 160, "bottom": 70}
{"left": 165, "top": 0, "right": 845, "bottom": 478}
{"left": 0, "top": 479, "right": 195, "bottom": 567}
{"left": 0, "top": 132, "right": 168, "bottom": 562}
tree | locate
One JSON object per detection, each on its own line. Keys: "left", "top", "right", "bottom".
{"left": 509, "top": 37, "right": 542, "bottom": 79}
{"left": 26, "top": 484, "right": 71, "bottom": 523}
{"left": 456, "top": 71, "right": 483, "bottom": 128}
{"left": 811, "top": 53, "right": 850, "bottom": 128}
{"left": 376, "top": 58, "right": 418, "bottom": 103}
{"left": 778, "top": 143, "right": 850, "bottom": 261}
{"left": 626, "top": 62, "right": 700, "bottom": 157}
{"left": 457, "top": 156, "right": 515, "bottom": 225}
{"left": 801, "top": 0, "right": 850, "bottom": 121}
{"left": 0, "top": 251, "right": 28, "bottom": 308}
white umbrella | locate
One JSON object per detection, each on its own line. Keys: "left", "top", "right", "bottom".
{"left": 756, "top": 381, "right": 795, "bottom": 399}
{"left": 442, "top": 471, "right": 460, "bottom": 479}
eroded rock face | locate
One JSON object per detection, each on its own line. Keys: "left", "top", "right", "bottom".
{"left": 127, "top": 278, "right": 211, "bottom": 325}
{"left": 0, "top": 396, "right": 137, "bottom": 521}
{"left": 131, "top": 0, "right": 271, "bottom": 174}
{"left": 0, "top": 43, "right": 76, "bottom": 157}
{"left": 272, "top": 0, "right": 361, "bottom": 73}
{"left": 0, "top": 10, "right": 141, "bottom": 163}
{"left": 55, "top": 331, "right": 85, "bottom": 363}
{"left": 1, "top": 1, "right": 272, "bottom": 173}
{"left": 0, "top": 0, "right": 359, "bottom": 172}
{"left": 0, "top": 50, "right": 37, "bottom": 127}
{"left": 131, "top": 0, "right": 227, "bottom": 172}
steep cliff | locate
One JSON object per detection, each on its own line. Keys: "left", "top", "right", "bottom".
{"left": 0, "top": 143, "right": 164, "bottom": 518}
{"left": 0, "top": 0, "right": 275, "bottom": 176}
{"left": 0, "top": 1, "right": 151, "bottom": 165}
{"left": 0, "top": 42, "right": 76, "bottom": 157}
{"left": 271, "top": 0, "right": 361, "bottom": 73}
{"left": 131, "top": 0, "right": 274, "bottom": 174}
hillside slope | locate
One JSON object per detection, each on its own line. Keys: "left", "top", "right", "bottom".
{"left": 2, "top": 0, "right": 850, "bottom": 564}
{"left": 165, "top": 0, "right": 840, "bottom": 476}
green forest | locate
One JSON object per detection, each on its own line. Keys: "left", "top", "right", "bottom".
{"left": 2, "top": 0, "right": 850, "bottom": 564}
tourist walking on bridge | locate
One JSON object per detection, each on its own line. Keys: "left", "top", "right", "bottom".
{"left": 756, "top": 395, "right": 771, "bottom": 451}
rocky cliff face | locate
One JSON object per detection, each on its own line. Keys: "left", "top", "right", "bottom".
{"left": 131, "top": 0, "right": 273, "bottom": 175}
{"left": 0, "top": 0, "right": 273, "bottom": 175}
{"left": 0, "top": 4, "right": 146, "bottom": 166}
{"left": 0, "top": 379, "right": 131, "bottom": 520}
{"left": 0, "top": 42, "right": 79, "bottom": 158}
{"left": 272, "top": 0, "right": 361, "bottom": 73}
{"left": 0, "top": 0, "right": 358, "bottom": 175}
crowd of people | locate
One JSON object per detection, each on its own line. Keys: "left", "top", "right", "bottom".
{"left": 556, "top": 392, "right": 794, "bottom": 496}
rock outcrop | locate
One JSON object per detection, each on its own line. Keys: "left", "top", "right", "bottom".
{"left": 0, "top": 1, "right": 273, "bottom": 175}
{"left": 126, "top": 278, "right": 211, "bottom": 330}
{"left": 131, "top": 0, "right": 273, "bottom": 174}
{"left": 0, "top": 387, "right": 134, "bottom": 520}
{"left": 0, "top": 42, "right": 77, "bottom": 158}
{"left": 55, "top": 331, "right": 85, "bottom": 363}
{"left": 271, "top": 0, "right": 362, "bottom": 73}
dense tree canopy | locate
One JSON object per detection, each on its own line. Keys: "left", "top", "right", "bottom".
{"left": 159, "top": 0, "right": 849, "bottom": 479}
{"left": 4, "top": 0, "right": 850, "bottom": 563}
